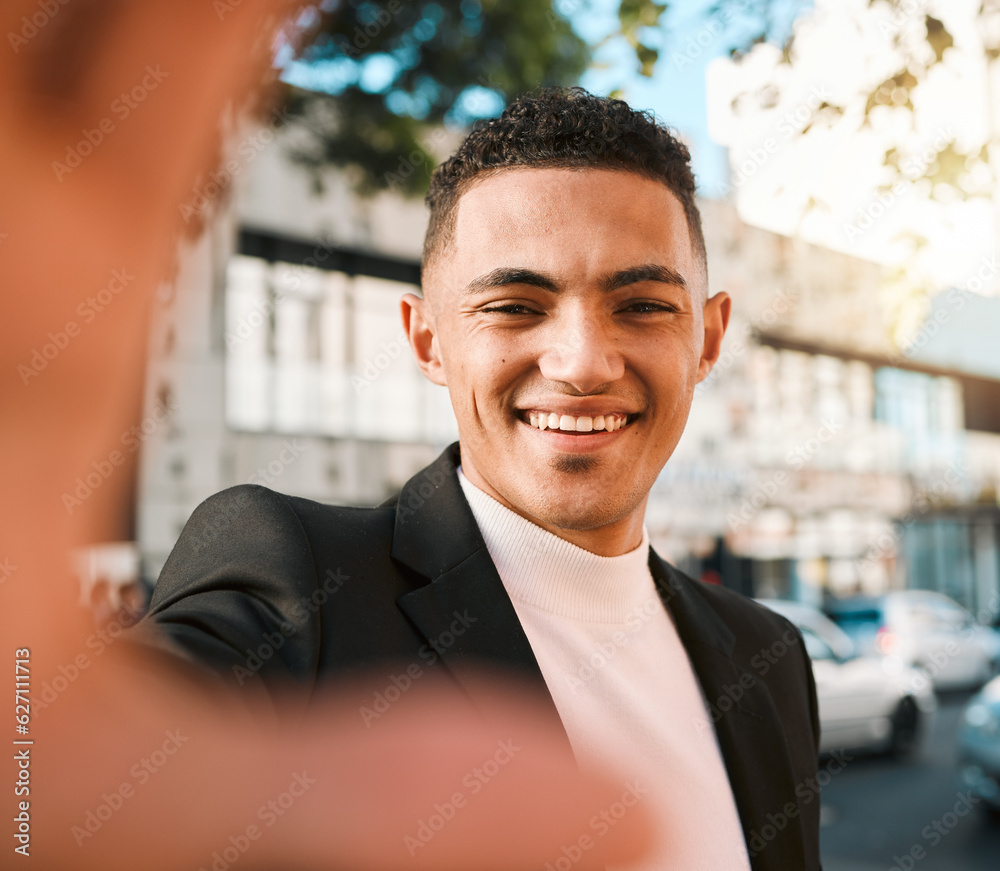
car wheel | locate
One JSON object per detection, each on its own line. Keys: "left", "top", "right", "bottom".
{"left": 888, "top": 697, "right": 921, "bottom": 758}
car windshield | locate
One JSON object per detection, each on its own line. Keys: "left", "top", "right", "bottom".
{"left": 826, "top": 605, "right": 883, "bottom": 654}
{"left": 800, "top": 627, "right": 838, "bottom": 662}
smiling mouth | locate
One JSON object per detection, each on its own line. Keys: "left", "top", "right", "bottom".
{"left": 521, "top": 411, "right": 637, "bottom": 433}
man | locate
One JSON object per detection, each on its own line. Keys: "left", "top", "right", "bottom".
{"left": 143, "top": 88, "right": 820, "bottom": 870}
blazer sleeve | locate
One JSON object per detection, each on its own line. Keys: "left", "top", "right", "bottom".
{"left": 133, "top": 485, "right": 325, "bottom": 698}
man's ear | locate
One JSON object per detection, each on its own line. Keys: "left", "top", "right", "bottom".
{"left": 696, "top": 291, "right": 732, "bottom": 382}
{"left": 401, "top": 293, "right": 447, "bottom": 386}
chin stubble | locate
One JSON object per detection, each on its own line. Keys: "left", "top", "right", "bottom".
{"left": 549, "top": 454, "right": 599, "bottom": 474}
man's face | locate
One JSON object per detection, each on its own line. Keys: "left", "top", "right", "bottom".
{"left": 404, "top": 168, "right": 729, "bottom": 555}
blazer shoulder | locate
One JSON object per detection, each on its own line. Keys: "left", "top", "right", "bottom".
{"left": 140, "top": 484, "right": 397, "bottom": 694}
{"left": 181, "top": 483, "right": 392, "bottom": 540}
{"left": 653, "top": 555, "right": 806, "bottom": 657}
{"left": 150, "top": 484, "right": 397, "bottom": 600}
{"left": 169, "top": 485, "right": 392, "bottom": 560}
{"left": 146, "top": 483, "right": 397, "bottom": 622}
{"left": 690, "top": 577, "right": 802, "bottom": 638}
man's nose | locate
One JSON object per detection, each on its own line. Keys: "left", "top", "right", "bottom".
{"left": 536, "top": 310, "right": 625, "bottom": 393}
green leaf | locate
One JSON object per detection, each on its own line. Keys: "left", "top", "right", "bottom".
{"left": 637, "top": 44, "right": 659, "bottom": 77}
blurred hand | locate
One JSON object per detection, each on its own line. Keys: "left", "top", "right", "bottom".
{"left": 0, "top": 2, "right": 653, "bottom": 868}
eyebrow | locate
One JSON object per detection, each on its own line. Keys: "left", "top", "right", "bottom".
{"left": 462, "top": 263, "right": 688, "bottom": 296}
{"left": 600, "top": 264, "right": 687, "bottom": 292}
{"left": 463, "top": 267, "right": 559, "bottom": 295}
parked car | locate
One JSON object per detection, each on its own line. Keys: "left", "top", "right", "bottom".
{"left": 957, "top": 675, "right": 1000, "bottom": 811}
{"left": 824, "top": 591, "right": 997, "bottom": 691}
{"left": 759, "top": 599, "right": 936, "bottom": 756}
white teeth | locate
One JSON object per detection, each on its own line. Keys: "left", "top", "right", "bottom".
{"left": 525, "top": 412, "right": 629, "bottom": 432}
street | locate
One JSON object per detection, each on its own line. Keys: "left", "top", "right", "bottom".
{"left": 821, "top": 691, "right": 1000, "bottom": 870}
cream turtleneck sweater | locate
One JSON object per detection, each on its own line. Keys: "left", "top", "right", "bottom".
{"left": 458, "top": 468, "right": 751, "bottom": 871}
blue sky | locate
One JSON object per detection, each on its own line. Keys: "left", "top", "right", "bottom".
{"left": 573, "top": 0, "right": 812, "bottom": 195}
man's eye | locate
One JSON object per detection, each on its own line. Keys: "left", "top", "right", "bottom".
{"left": 620, "top": 301, "right": 678, "bottom": 314}
{"left": 480, "top": 304, "right": 540, "bottom": 315}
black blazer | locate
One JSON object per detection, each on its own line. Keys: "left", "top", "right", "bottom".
{"left": 144, "top": 443, "right": 821, "bottom": 871}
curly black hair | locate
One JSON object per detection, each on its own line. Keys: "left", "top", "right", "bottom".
{"left": 423, "top": 87, "right": 705, "bottom": 278}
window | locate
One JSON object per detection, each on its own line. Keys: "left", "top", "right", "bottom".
{"left": 224, "top": 254, "right": 458, "bottom": 443}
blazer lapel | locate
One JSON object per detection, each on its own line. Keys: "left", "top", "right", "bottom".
{"left": 649, "top": 552, "right": 808, "bottom": 871}
{"left": 388, "top": 446, "right": 809, "bottom": 868}
{"left": 390, "top": 444, "right": 564, "bottom": 726}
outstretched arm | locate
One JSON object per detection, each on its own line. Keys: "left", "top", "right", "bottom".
{"left": 0, "top": 2, "right": 652, "bottom": 868}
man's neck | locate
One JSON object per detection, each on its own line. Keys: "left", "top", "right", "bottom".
{"left": 457, "top": 462, "right": 647, "bottom": 558}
